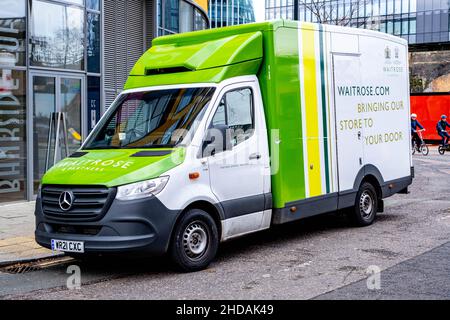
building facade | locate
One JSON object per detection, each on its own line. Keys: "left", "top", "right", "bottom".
{"left": 0, "top": 0, "right": 209, "bottom": 204}
{"left": 209, "top": 0, "right": 255, "bottom": 28}
{"left": 266, "top": 0, "right": 450, "bottom": 45}
{"left": 266, "top": 0, "right": 450, "bottom": 139}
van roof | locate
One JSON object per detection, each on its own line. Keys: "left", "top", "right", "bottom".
{"left": 124, "top": 20, "right": 406, "bottom": 90}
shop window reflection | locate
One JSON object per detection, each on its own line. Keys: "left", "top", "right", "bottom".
{"left": 30, "top": 0, "right": 85, "bottom": 71}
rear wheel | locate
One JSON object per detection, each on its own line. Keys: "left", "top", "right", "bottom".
{"left": 170, "top": 209, "right": 219, "bottom": 272}
{"left": 438, "top": 146, "right": 445, "bottom": 155}
{"left": 349, "top": 182, "right": 378, "bottom": 227}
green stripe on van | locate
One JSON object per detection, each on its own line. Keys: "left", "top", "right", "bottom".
{"left": 319, "top": 25, "right": 330, "bottom": 194}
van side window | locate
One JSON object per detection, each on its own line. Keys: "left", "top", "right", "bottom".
{"left": 211, "top": 88, "right": 254, "bottom": 147}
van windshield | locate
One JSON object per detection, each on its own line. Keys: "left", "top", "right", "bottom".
{"left": 83, "top": 87, "right": 216, "bottom": 150}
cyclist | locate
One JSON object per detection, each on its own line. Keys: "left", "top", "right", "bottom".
{"left": 437, "top": 115, "right": 450, "bottom": 146}
{"left": 411, "top": 113, "right": 424, "bottom": 149}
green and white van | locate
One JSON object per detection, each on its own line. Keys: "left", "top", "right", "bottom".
{"left": 35, "top": 21, "right": 413, "bottom": 271}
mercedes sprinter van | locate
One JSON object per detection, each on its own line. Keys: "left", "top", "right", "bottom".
{"left": 35, "top": 21, "right": 413, "bottom": 271}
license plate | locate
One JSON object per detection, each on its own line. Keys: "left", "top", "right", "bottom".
{"left": 51, "top": 239, "right": 85, "bottom": 253}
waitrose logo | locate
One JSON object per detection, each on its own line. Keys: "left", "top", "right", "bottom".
{"left": 54, "top": 159, "right": 135, "bottom": 172}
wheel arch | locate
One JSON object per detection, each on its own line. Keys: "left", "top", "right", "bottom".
{"left": 361, "top": 175, "right": 382, "bottom": 200}
{"left": 170, "top": 200, "right": 224, "bottom": 244}
{"left": 353, "top": 164, "right": 385, "bottom": 199}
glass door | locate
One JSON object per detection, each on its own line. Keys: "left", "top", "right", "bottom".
{"left": 30, "top": 72, "right": 85, "bottom": 196}
{"left": 32, "top": 75, "right": 56, "bottom": 195}
{"left": 60, "top": 77, "right": 83, "bottom": 155}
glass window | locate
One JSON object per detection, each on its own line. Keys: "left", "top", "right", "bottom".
{"left": 402, "top": 0, "right": 409, "bottom": 13}
{"left": 87, "top": 12, "right": 101, "bottom": 73}
{"left": 373, "top": 0, "right": 380, "bottom": 16}
{"left": 30, "top": 0, "right": 85, "bottom": 70}
{"left": 380, "top": 0, "right": 387, "bottom": 15}
{"left": 394, "top": 20, "right": 401, "bottom": 35}
{"left": 84, "top": 87, "right": 216, "bottom": 150}
{"left": 87, "top": 0, "right": 100, "bottom": 11}
{"left": 417, "top": 0, "right": 425, "bottom": 11}
{"left": 394, "top": 0, "right": 401, "bottom": 14}
{"left": 365, "top": 1, "right": 372, "bottom": 18}
{"left": 65, "top": 0, "right": 84, "bottom": 5}
{"left": 424, "top": 11, "right": 433, "bottom": 33}
{"left": 387, "top": 0, "right": 394, "bottom": 14}
{"left": 0, "top": 0, "right": 26, "bottom": 67}
{"left": 211, "top": 88, "right": 254, "bottom": 148}
{"left": 402, "top": 19, "right": 409, "bottom": 34}
{"left": 410, "top": 18, "right": 417, "bottom": 34}
{"left": 194, "top": 9, "right": 207, "bottom": 31}
{"left": 166, "top": 0, "right": 179, "bottom": 33}
{"left": 32, "top": 76, "right": 56, "bottom": 188}
{"left": 179, "top": 0, "right": 194, "bottom": 33}
{"left": 61, "top": 78, "right": 82, "bottom": 154}
{"left": 410, "top": 0, "right": 417, "bottom": 12}
{"left": 0, "top": 68, "right": 26, "bottom": 202}
{"left": 387, "top": 20, "right": 394, "bottom": 33}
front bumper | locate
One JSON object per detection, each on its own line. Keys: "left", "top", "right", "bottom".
{"left": 35, "top": 195, "right": 180, "bottom": 255}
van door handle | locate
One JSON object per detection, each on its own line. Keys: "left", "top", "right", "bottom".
{"left": 249, "top": 153, "right": 262, "bottom": 160}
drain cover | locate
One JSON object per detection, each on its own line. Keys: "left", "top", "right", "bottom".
{"left": 1, "top": 264, "right": 42, "bottom": 274}
{"left": 0, "top": 257, "right": 74, "bottom": 275}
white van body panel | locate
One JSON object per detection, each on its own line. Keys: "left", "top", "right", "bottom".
{"left": 330, "top": 32, "right": 411, "bottom": 193}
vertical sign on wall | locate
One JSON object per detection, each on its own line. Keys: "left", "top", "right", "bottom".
{"left": 0, "top": 2, "right": 27, "bottom": 202}
{"left": 87, "top": 77, "right": 101, "bottom": 133}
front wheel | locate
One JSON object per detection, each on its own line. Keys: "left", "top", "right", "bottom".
{"left": 438, "top": 146, "right": 445, "bottom": 155}
{"left": 420, "top": 144, "right": 429, "bottom": 156}
{"left": 170, "top": 209, "right": 219, "bottom": 272}
{"left": 349, "top": 182, "right": 378, "bottom": 227}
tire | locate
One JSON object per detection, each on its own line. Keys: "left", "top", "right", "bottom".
{"left": 349, "top": 182, "right": 378, "bottom": 227}
{"left": 411, "top": 144, "right": 416, "bottom": 155}
{"left": 420, "top": 144, "right": 429, "bottom": 156}
{"left": 438, "top": 146, "right": 445, "bottom": 155}
{"left": 170, "top": 209, "right": 219, "bottom": 272}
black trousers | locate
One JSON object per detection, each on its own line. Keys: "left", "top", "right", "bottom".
{"left": 438, "top": 131, "right": 450, "bottom": 146}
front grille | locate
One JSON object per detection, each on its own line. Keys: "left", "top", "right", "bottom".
{"left": 50, "top": 224, "right": 101, "bottom": 236}
{"left": 41, "top": 185, "right": 116, "bottom": 222}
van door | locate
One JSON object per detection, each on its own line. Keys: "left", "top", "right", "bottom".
{"left": 332, "top": 54, "right": 364, "bottom": 193}
{"left": 203, "top": 82, "right": 270, "bottom": 240}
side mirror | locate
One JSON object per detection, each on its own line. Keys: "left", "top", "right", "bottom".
{"left": 202, "top": 124, "right": 233, "bottom": 157}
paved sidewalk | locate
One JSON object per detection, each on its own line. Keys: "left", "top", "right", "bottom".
{"left": 0, "top": 202, "right": 61, "bottom": 265}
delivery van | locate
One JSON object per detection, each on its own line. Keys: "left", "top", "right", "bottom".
{"left": 35, "top": 21, "right": 413, "bottom": 272}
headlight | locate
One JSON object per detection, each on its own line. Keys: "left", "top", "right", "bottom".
{"left": 116, "top": 177, "right": 169, "bottom": 201}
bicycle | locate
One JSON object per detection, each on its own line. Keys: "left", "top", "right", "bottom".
{"left": 412, "top": 129, "right": 429, "bottom": 156}
{"left": 438, "top": 131, "right": 450, "bottom": 155}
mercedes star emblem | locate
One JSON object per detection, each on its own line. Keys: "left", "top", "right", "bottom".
{"left": 59, "top": 191, "right": 74, "bottom": 211}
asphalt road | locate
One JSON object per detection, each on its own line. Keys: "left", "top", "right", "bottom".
{"left": 1, "top": 149, "right": 449, "bottom": 300}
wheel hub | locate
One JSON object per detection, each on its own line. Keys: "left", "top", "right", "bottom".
{"left": 183, "top": 222, "right": 208, "bottom": 258}
{"left": 360, "top": 191, "right": 374, "bottom": 218}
